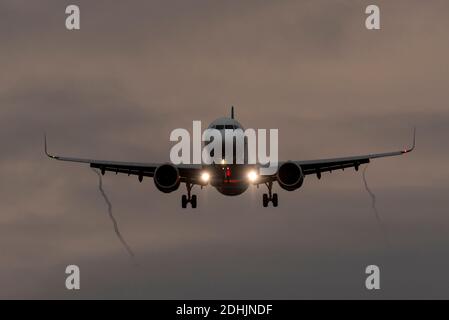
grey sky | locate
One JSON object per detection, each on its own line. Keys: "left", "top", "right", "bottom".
{"left": 0, "top": 0, "right": 448, "bottom": 299}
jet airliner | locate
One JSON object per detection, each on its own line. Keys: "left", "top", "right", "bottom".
{"left": 45, "top": 107, "right": 415, "bottom": 208}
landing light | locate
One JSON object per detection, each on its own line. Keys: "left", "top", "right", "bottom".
{"left": 201, "top": 172, "right": 210, "bottom": 183}
{"left": 247, "top": 170, "right": 258, "bottom": 182}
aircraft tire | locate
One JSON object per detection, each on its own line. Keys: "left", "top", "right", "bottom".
{"left": 191, "top": 195, "right": 197, "bottom": 208}
{"left": 272, "top": 193, "right": 278, "bottom": 207}
{"left": 182, "top": 195, "right": 187, "bottom": 208}
{"left": 263, "top": 193, "right": 269, "bottom": 207}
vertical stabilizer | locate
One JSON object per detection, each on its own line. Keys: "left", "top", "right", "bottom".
{"left": 231, "top": 106, "right": 234, "bottom": 119}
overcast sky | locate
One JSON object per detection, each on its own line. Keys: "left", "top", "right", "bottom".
{"left": 0, "top": 0, "right": 449, "bottom": 299}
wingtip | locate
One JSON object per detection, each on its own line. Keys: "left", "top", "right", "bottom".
{"left": 403, "top": 127, "right": 416, "bottom": 153}
{"left": 44, "top": 132, "right": 57, "bottom": 159}
{"left": 43, "top": 132, "right": 47, "bottom": 155}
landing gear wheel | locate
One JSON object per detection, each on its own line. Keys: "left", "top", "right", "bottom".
{"left": 181, "top": 182, "right": 198, "bottom": 208}
{"left": 262, "top": 182, "right": 278, "bottom": 207}
{"left": 272, "top": 193, "right": 278, "bottom": 207}
{"left": 263, "top": 193, "right": 269, "bottom": 207}
{"left": 181, "top": 195, "right": 187, "bottom": 208}
{"left": 191, "top": 195, "right": 197, "bottom": 208}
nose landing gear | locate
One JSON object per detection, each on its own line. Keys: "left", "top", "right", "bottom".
{"left": 262, "top": 181, "right": 278, "bottom": 207}
{"left": 181, "top": 182, "right": 197, "bottom": 208}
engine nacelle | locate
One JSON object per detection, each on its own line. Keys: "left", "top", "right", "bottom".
{"left": 154, "top": 164, "right": 180, "bottom": 193}
{"left": 276, "top": 161, "right": 304, "bottom": 191}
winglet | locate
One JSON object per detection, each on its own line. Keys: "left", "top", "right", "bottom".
{"left": 44, "top": 133, "right": 58, "bottom": 159}
{"left": 231, "top": 106, "right": 234, "bottom": 119}
{"left": 402, "top": 127, "right": 416, "bottom": 154}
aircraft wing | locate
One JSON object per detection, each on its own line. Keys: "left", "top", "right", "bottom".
{"left": 44, "top": 135, "right": 203, "bottom": 183}
{"left": 291, "top": 128, "right": 416, "bottom": 178}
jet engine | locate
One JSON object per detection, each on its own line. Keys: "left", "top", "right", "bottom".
{"left": 154, "top": 164, "right": 180, "bottom": 193}
{"left": 276, "top": 161, "right": 304, "bottom": 191}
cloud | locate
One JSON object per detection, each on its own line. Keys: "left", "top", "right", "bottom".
{"left": 0, "top": 0, "right": 448, "bottom": 298}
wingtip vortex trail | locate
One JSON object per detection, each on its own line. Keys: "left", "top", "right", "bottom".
{"left": 362, "top": 165, "right": 391, "bottom": 247}
{"left": 91, "top": 168, "right": 135, "bottom": 259}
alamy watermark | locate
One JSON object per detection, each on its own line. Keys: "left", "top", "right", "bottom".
{"left": 365, "top": 265, "right": 380, "bottom": 290}
{"left": 169, "top": 121, "right": 278, "bottom": 175}
{"left": 65, "top": 264, "right": 80, "bottom": 290}
{"left": 65, "top": 4, "right": 380, "bottom": 31}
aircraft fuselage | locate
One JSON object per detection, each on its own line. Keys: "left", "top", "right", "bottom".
{"left": 206, "top": 164, "right": 250, "bottom": 196}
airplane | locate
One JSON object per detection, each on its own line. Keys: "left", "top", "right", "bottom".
{"left": 44, "top": 107, "right": 415, "bottom": 208}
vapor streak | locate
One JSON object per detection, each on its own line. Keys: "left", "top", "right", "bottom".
{"left": 91, "top": 168, "right": 135, "bottom": 258}
{"left": 362, "top": 165, "right": 390, "bottom": 245}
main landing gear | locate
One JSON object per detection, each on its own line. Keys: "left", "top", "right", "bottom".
{"left": 181, "top": 182, "right": 197, "bottom": 208}
{"left": 263, "top": 181, "right": 278, "bottom": 207}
